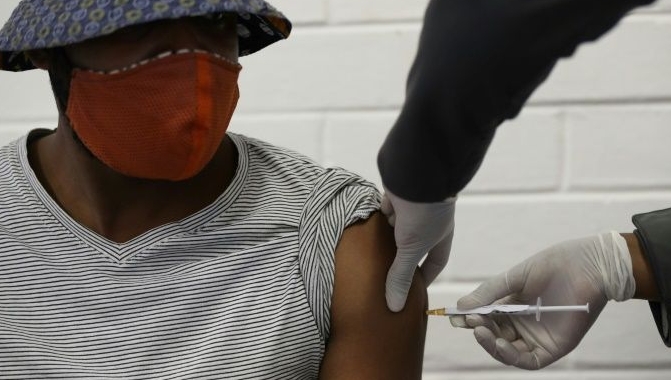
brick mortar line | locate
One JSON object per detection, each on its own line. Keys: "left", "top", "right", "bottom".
{"left": 230, "top": 99, "right": 671, "bottom": 116}
{"left": 5, "top": 97, "right": 671, "bottom": 122}
{"left": 287, "top": 12, "right": 671, "bottom": 29}
{"left": 458, "top": 191, "right": 671, "bottom": 202}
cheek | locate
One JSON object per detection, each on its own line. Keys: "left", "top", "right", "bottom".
{"left": 64, "top": 44, "right": 147, "bottom": 71}
{"left": 205, "top": 32, "right": 239, "bottom": 63}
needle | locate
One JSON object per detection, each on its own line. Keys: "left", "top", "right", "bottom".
{"left": 426, "top": 297, "right": 589, "bottom": 321}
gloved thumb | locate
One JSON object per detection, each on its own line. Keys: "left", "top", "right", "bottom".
{"left": 419, "top": 230, "right": 453, "bottom": 285}
{"left": 386, "top": 248, "right": 421, "bottom": 312}
{"left": 457, "top": 263, "right": 526, "bottom": 309}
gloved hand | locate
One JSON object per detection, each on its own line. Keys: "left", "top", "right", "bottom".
{"left": 382, "top": 187, "right": 456, "bottom": 312}
{"left": 450, "top": 232, "right": 636, "bottom": 369}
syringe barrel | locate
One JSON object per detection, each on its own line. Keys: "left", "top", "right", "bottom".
{"left": 538, "top": 305, "right": 589, "bottom": 312}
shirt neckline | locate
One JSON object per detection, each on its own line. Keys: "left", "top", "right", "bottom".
{"left": 18, "top": 130, "right": 249, "bottom": 263}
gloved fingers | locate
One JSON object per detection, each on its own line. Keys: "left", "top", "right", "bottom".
{"left": 450, "top": 314, "right": 492, "bottom": 329}
{"left": 464, "top": 314, "right": 489, "bottom": 328}
{"left": 457, "top": 276, "right": 506, "bottom": 310}
{"left": 511, "top": 349, "right": 550, "bottom": 370}
{"left": 473, "top": 327, "right": 514, "bottom": 367}
{"left": 510, "top": 338, "right": 531, "bottom": 353}
{"left": 419, "top": 232, "right": 453, "bottom": 285}
{"left": 466, "top": 314, "right": 517, "bottom": 342}
{"left": 466, "top": 314, "right": 503, "bottom": 337}
{"left": 457, "top": 274, "right": 510, "bottom": 310}
{"left": 419, "top": 259, "right": 442, "bottom": 286}
{"left": 457, "top": 262, "right": 527, "bottom": 309}
{"left": 494, "top": 338, "right": 523, "bottom": 367}
{"left": 499, "top": 321, "right": 519, "bottom": 342}
{"left": 385, "top": 251, "right": 420, "bottom": 312}
{"left": 497, "top": 339, "right": 551, "bottom": 370}
{"left": 449, "top": 315, "right": 468, "bottom": 328}
{"left": 473, "top": 326, "right": 499, "bottom": 359}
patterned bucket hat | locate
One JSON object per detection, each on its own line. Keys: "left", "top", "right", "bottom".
{"left": 0, "top": 0, "right": 292, "bottom": 72}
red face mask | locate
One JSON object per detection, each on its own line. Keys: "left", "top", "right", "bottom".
{"left": 66, "top": 51, "right": 241, "bottom": 181}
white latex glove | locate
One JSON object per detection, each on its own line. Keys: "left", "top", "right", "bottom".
{"left": 382, "top": 187, "right": 456, "bottom": 312}
{"left": 450, "top": 232, "right": 636, "bottom": 369}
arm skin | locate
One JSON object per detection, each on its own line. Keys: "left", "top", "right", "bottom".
{"left": 631, "top": 208, "right": 671, "bottom": 346}
{"left": 623, "top": 232, "right": 660, "bottom": 301}
{"left": 320, "top": 212, "right": 428, "bottom": 379}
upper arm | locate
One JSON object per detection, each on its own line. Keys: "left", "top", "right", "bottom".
{"left": 319, "top": 212, "right": 428, "bottom": 379}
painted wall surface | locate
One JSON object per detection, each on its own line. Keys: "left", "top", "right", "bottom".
{"left": 2, "top": 1, "right": 670, "bottom": 378}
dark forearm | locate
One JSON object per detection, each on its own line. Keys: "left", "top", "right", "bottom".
{"left": 377, "top": 101, "right": 494, "bottom": 202}
{"left": 379, "top": 0, "right": 654, "bottom": 202}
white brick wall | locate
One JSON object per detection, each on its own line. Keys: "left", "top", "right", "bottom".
{"left": 2, "top": 0, "right": 671, "bottom": 378}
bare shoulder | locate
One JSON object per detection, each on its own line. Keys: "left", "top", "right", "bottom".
{"left": 319, "top": 211, "right": 428, "bottom": 380}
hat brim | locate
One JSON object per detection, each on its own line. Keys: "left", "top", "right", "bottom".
{"left": 0, "top": 0, "right": 291, "bottom": 72}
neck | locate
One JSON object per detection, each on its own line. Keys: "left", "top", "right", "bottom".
{"left": 28, "top": 117, "right": 237, "bottom": 243}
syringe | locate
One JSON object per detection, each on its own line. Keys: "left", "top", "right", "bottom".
{"left": 426, "top": 297, "right": 589, "bottom": 321}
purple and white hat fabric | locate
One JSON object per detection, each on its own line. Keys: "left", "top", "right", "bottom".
{"left": 0, "top": 0, "right": 292, "bottom": 71}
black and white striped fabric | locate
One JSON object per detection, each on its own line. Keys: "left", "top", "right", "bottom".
{"left": 0, "top": 131, "right": 381, "bottom": 379}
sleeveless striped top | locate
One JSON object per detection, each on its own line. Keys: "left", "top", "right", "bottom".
{"left": 0, "top": 131, "right": 381, "bottom": 379}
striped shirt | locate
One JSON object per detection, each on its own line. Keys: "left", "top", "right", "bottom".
{"left": 0, "top": 131, "right": 380, "bottom": 379}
